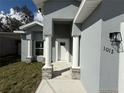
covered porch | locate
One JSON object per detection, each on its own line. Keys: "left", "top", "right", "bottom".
{"left": 43, "top": 20, "right": 80, "bottom": 79}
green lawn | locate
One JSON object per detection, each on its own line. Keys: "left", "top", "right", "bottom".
{"left": 0, "top": 62, "right": 43, "bottom": 93}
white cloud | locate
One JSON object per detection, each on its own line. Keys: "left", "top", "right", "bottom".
{"left": 1, "top": 17, "right": 7, "bottom": 25}
{"left": 7, "top": 8, "right": 28, "bottom": 24}
{"left": 0, "top": 11, "right": 8, "bottom": 25}
{"left": 0, "top": 11, "right": 6, "bottom": 18}
{"left": 8, "top": 8, "right": 22, "bottom": 21}
{"left": 34, "top": 10, "right": 43, "bottom": 22}
{"left": 10, "top": 8, "right": 15, "bottom": 15}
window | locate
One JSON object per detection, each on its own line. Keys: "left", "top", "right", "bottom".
{"left": 35, "top": 41, "right": 44, "bottom": 56}
{"left": 60, "top": 42, "right": 65, "bottom": 46}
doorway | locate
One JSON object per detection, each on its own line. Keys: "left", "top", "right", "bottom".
{"left": 56, "top": 39, "right": 69, "bottom": 62}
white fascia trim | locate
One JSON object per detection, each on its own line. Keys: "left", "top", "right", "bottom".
{"left": 13, "top": 30, "right": 25, "bottom": 34}
{"left": 19, "top": 21, "right": 43, "bottom": 30}
{"left": 74, "top": 0, "right": 102, "bottom": 23}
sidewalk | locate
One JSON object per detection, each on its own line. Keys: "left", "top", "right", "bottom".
{"left": 35, "top": 62, "right": 86, "bottom": 93}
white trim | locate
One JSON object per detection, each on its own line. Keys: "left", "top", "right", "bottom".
{"left": 72, "top": 36, "right": 79, "bottom": 68}
{"left": 44, "top": 40, "right": 46, "bottom": 57}
{"left": 55, "top": 40, "right": 59, "bottom": 62}
{"left": 27, "top": 40, "right": 32, "bottom": 58}
{"left": 13, "top": 30, "right": 25, "bottom": 34}
{"left": 74, "top": 0, "right": 102, "bottom": 23}
{"left": 19, "top": 21, "right": 43, "bottom": 30}
{"left": 55, "top": 38, "right": 70, "bottom": 62}
{"left": 44, "top": 36, "right": 52, "bottom": 67}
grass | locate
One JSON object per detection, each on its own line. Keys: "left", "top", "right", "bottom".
{"left": 0, "top": 62, "right": 43, "bottom": 93}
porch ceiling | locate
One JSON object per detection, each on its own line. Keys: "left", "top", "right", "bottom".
{"left": 74, "top": 0, "right": 102, "bottom": 23}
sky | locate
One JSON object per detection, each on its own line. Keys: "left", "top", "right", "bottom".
{"left": 0, "top": 0, "right": 37, "bottom": 13}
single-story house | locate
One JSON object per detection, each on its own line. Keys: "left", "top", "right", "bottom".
{"left": 14, "top": 0, "right": 124, "bottom": 92}
{"left": 14, "top": 21, "right": 44, "bottom": 62}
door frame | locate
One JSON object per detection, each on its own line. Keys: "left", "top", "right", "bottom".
{"left": 55, "top": 38, "right": 70, "bottom": 62}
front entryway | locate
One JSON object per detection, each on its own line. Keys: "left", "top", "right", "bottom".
{"left": 56, "top": 39, "right": 69, "bottom": 62}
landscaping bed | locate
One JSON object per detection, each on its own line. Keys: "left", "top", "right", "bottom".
{"left": 0, "top": 62, "right": 43, "bottom": 93}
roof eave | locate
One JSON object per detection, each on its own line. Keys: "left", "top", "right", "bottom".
{"left": 74, "top": 0, "right": 102, "bottom": 23}
{"left": 19, "top": 21, "right": 43, "bottom": 30}
{"left": 13, "top": 30, "right": 25, "bottom": 34}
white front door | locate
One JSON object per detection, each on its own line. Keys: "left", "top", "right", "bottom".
{"left": 56, "top": 39, "right": 69, "bottom": 62}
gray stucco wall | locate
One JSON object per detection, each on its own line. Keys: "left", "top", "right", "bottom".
{"left": 99, "top": 15, "right": 124, "bottom": 92}
{"left": 80, "top": 20, "right": 102, "bottom": 93}
{"left": 79, "top": 0, "right": 124, "bottom": 92}
{"left": 43, "top": 0, "right": 80, "bottom": 35}
{"left": 0, "top": 37, "right": 17, "bottom": 57}
{"left": 43, "top": 0, "right": 79, "bottom": 62}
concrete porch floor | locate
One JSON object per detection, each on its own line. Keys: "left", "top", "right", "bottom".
{"left": 35, "top": 62, "right": 85, "bottom": 93}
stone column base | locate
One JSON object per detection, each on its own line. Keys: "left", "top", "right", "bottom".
{"left": 71, "top": 67, "right": 80, "bottom": 79}
{"left": 26, "top": 57, "right": 32, "bottom": 63}
{"left": 98, "top": 90, "right": 118, "bottom": 93}
{"left": 42, "top": 66, "right": 53, "bottom": 79}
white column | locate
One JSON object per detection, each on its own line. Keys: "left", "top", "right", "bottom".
{"left": 72, "top": 36, "right": 79, "bottom": 68}
{"left": 44, "top": 35, "right": 52, "bottom": 68}
{"left": 55, "top": 41, "right": 59, "bottom": 62}
{"left": 27, "top": 40, "right": 32, "bottom": 58}
{"left": 44, "top": 40, "right": 46, "bottom": 57}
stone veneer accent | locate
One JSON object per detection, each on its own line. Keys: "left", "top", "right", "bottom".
{"left": 71, "top": 67, "right": 80, "bottom": 79}
{"left": 26, "top": 57, "right": 32, "bottom": 63}
{"left": 42, "top": 66, "right": 53, "bottom": 79}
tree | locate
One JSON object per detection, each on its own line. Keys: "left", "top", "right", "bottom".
{"left": 0, "top": 6, "right": 44, "bottom": 32}
{"left": 0, "top": 6, "right": 34, "bottom": 32}
{"left": 21, "top": 5, "right": 34, "bottom": 23}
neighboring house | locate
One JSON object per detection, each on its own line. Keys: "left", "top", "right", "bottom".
{"left": 0, "top": 32, "right": 21, "bottom": 63}
{"left": 13, "top": 0, "right": 124, "bottom": 93}
{"left": 14, "top": 21, "right": 43, "bottom": 62}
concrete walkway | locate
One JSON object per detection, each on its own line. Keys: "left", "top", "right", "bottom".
{"left": 35, "top": 62, "right": 86, "bottom": 93}
{"left": 35, "top": 79, "right": 86, "bottom": 93}
{"left": 52, "top": 62, "right": 72, "bottom": 79}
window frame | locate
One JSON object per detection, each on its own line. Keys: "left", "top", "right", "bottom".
{"left": 34, "top": 40, "right": 44, "bottom": 56}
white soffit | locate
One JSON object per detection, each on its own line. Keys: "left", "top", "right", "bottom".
{"left": 74, "top": 0, "right": 102, "bottom": 23}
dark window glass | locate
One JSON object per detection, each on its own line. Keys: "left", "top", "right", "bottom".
{"left": 35, "top": 49, "right": 43, "bottom": 55}
{"left": 35, "top": 41, "right": 44, "bottom": 56}
{"left": 60, "top": 42, "right": 65, "bottom": 46}
{"left": 35, "top": 41, "right": 44, "bottom": 48}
